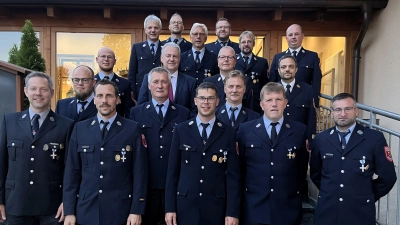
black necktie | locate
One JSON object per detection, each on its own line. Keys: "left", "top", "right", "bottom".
{"left": 220, "top": 41, "right": 227, "bottom": 47}
{"left": 157, "top": 104, "right": 164, "bottom": 121}
{"left": 286, "top": 85, "right": 291, "bottom": 99}
{"left": 101, "top": 120, "right": 109, "bottom": 140}
{"left": 243, "top": 56, "right": 249, "bottom": 69}
{"left": 173, "top": 39, "right": 178, "bottom": 44}
{"left": 270, "top": 122, "right": 278, "bottom": 143}
{"left": 78, "top": 101, "right": 88, "bottom": 113}
{"left": 31, "top": 114, "right": 40, "bottom": 137}
{"left": 230, "top": 107, "right": 238, "bottom": 127}
{"left": 195, "top": 51, "right": 201, "bottom": 66}
{"left": 150, "top": 43, "right": 155, "bottom": 55}
{"left": 338, "top": 130, "right": 350, "bottom": 150}
{"left": 104, "top": 76, "right": 110, "bottom": 80}
{"left": 201, "top": 123, "right": 209, "bottom": 145}
{"left": 292, "top": 50, "right": 297, "bottom": 58}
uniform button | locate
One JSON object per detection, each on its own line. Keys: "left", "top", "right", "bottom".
{"left": 196, "top": 71, "right": 198, "bottom": 73}
{"left": 287, "top": 113, "right": 289, "bottom": 115}
{"left": 271, "top": 176, "right": 274, "bottom": 179}
{"left": 287, "top": 104, "right": 289, "bottom": 107}
{"left": 160, "top": 135, "right": 163, "bottom": 138}
{"left": 200, "top": 180, "right": 203, "bottom": 183}
{"left": 271, "top": 162, "right": 274, "bottom": 165}
{"left": 12, "top": 143, "right": 15, "bottom": 146}
{"left": 152, "top": 63, "right": 155, "bottom": 65}
{"left": 340, "top": 184, "right": 344, "bottom": 187}
{"left": 31, "top": 146, "right": 35, "bottom": 149}
{"left": 100, "top": 161, "right": 104, "bottom": 165}
{"left": 185, "top": 160, "right": 188, "bottom": 164}
{"left": 271, "top": 189, "right": 274, "bottom": 192}
{"left": 59, "top": 185, "right": 62, "bottom": 188}
{"left": 160, "top": 156, "right": 163, "bottom": 158}
{"left": 185, "top": 148, "right": 188, "bottom": 150}
{"left": 271, "top": 149, "right": 274, "bottom": 152}
{"left": 160, "top": 146, "right": 163, "bottom": 149}
{"left": 30, "top": 170, "right": 34, "bottom": 173}
{"left": 129, "top": 195, "right": 131, "bottom": 198}
{"left": 367, "top": 199, "right": 370, "bottom": 203}
{"left": 341, "top": 157, "right": 345, "bottom": 160}
{"left": 251, "top": 144, "right": 254, "bottom": 147}
{"left": 30, "top": 181, "right": 33, "bottom": 185}
{"left": 199, "top": 193, "right": 202, "bottom": 196}
{"left": 203, "top": 153, "right": 205, "bottom": 155}
{"left": 196, "top": 78, "right": 198, "bottom": 80}
{"left": 177, "top": 192, "right": 179, "bottom": 195}
{"left": 84, "top": 149, "right": 87, "bottom": 152}
{"left": 101, "top": 148, "right": 104, "bottom": 151}
{"left": 99, "top": 190, "right": 102, "bottom": 193}
{"left": 201, "top": 166, "right": 204, "bottom": 169}
{"left": 339, "top": 198, "right": 343, "bottom": 201}
{"left": 31, "top": 158, "right": 34, "bottom": 161}
{"left": 341, "top": 170, "right": 344, "bottom": 173}
{"left": 100, "top": 175, "right": 103, "bottom": 179}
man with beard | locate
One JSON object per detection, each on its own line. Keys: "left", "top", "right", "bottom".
{"left": 137, "top": 42, "right": 197, "bottom": 115}
{"left": 95, "top": 47, "right": 134, "bottom": 118}
{"left": 130, "top": 67, "right": 190, "bottom": 225}
{"left": 310, "top": 93, "right": 396, "bottom": 225}
{"left": 179, "top": 23, "right": 219, "bottom": 86}
{"left": 165, "top": 82, "right": 240, "bottom": 225}
{"left": 204, "top": 46, "right": 237, "bottom": 107}
{"left": 0, "top": 72, "right": 73, "bottom": 225}
{"left": 234, "top": 31, "right": 269, "bottom": 113}
{"left": 162, "top": 13, "right": 192, "bottom": 53}
{"left": 56, "top": 65, "right": 97, "bottom": 124}
{"left": 205, "top": 18, "right": 240, "bottom": 54}
{"left": 63, "top": 79, "right": 148, "bottom": 225}
{"left": 216, "top": 70, "right": 259, "bottom": 130}
{"left": 128, "top": 14, "right": 162, "bottom": 100}
{"left": 269, "top": 24, "right": 322, "bottom": 108}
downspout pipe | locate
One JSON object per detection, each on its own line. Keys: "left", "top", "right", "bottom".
{"left": 352, "top": 2, "right": 372, "bottom": 100}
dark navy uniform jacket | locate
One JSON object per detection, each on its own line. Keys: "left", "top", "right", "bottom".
{"left": 283, "top": 81, "right": 316, "bottom": 142}
{"left": 235, "top": 53, "right": 269, "bottom": 113}
{"left": 205, "top": 40, "right": 240, "bottom": 54}
{"left": 137, "top": 72, "right": 197, "bottom": 116}
{"left": 310, "top": 124, "right": 396, "bottom": 225}
{"left": 238, "top": 117, "right": 308, "bottom": 225}
{"left": 270, "top": 48, "right": 322, "bottom": 107}
{"left": 0, "top": 110, "right": 73, "bottom": 216}
{"left": 165, "top": 117, "right": 241, "bottom": 225}
{"left": 179, "top": 49, "right": 219, "bottom": 86}
{"left": 95, "top": 73, "right": 134, "bottom": 118}
{"left": 63, "top": 115, "right": 148, "bottom": 225}
{"left": 216, "top": 105, "right": 259, "bottom": 131}
{"left": 56, "top": 97, "right": 97, "bottom": 124}
{"left": 203, "top": 74, "right": 226, "bottom": 107}
{"left": 130, "top": 101, "right": 190, "bottom": 190}
{"left": 128, "top": 41, "right": 162, "bottom": 99}
{"left": 162, "top": 37, "right": 192, "bottom": 53}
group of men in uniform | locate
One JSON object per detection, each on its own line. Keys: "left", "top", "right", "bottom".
{"left": 0, "top": 12, "right": 396, "bottom": 225}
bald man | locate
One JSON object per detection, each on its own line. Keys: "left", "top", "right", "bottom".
{"left": 95, "top": 47, "right": 134, "bottom": 118}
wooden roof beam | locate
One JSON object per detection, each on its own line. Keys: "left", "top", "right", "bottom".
{"left": 217, "top": 8, "right": 224, "bottom": 19}
{"left": 47, "top": 6, "right": 61, "bottom": 18}
{"left": 160, "top": 8, "right": 168, "bottom": 20}
{"left": 273, "top": 9, "right": 282, "bottom": 21}
{"left": 104, "top": 7, "right": 115, "bottom": 19}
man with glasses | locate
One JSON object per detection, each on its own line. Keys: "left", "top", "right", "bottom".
{"left": 95, "top": 47, "right": 134, "bottom": 118}
{"left": 310, "top": 93, "right": 396, "bottom": 225}
{"left": 162, "top": 13, "right": 192, "bottom": 53}
{"left": 204, "top": 46, "right": 237, "bottom": 107}
{"left": 165, "top": 82, "right": 240, "bottom": 225}
{"left": 63, "top": 79, "right": 148, "bottom": 225}
{"left": 128, "top": 14, "right": 162, "bottom": 100}
{"left": 205, "top": 18, "right": 240, "bottom": 54}
{"left": 56, "top": 65, "right": 97, "bottom": 123}
{"left": 179, "top": 23, "right": 219, "bottom": 87}
{"left": 235, "top": 31, "right": 269, "bottom": 113}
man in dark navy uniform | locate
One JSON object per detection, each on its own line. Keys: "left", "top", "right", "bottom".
{"left": 269, "top": 24, "right": 322, "bottom": 107}
{"left": 238, "top": 82, "right": 308, "bottom": 225}
{"left": 235, "top": 31, "right": 269, "bottom": 113}
{"left": 95, "top": 47, "right": 134, "bottom": 118}
{"left": 216, "top": 70, "right": 259, "bottom": 130}
{"left": 205, "top": 18, "right": 240, "bottom": 54}
{"left": 128, "top": 14, "right": 162, "bottom": 100}
{"left": 138, "top": 42, "right": 197, "bottom": 115}
{"left": 130, "top": 67, "right": 190, "bottom": 225}
{"left": 0, "top": 72, "right": 73, "bottom": 225}
{"left": 56, "top": 65, "right": 97, "bottom": 124}
{"left": 162, "top": 13, "right": 192, "bottom": 53}
{"left": 165, "top": 82, "right": 240, "bottom": 225}
{"left": 63, "top": 79, "right": 148, "bottom": 225}
{"left": 310, "top": 93, "right": 396, "bottom": 225}
{"left": 204, "top": 46, "right": 237, "bottom": 107}
{"left": 179, "top": 23, "right": 219, "bottom": 86}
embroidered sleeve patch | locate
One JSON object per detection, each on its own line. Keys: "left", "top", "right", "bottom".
{"left": 141, "top": 134, "right": 148, "bottom": 148}
{"left": 384, "top": 146, "right": 393, "bottom": 162}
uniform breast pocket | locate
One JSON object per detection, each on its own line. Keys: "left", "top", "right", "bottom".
{"left": 139, "top": 56, "right": 148, "bottom": 67}
{"left": 211, "top": 148, "right": 229, "bottom": 165}
{"left": 245, "top": 142, "right": 262, "bottom": 160}
{"left": 285, "top": 144, "right": 300, "bottom": 163}
{"left": 353, "top": 156, "right": 373, "bottom": 176}
{"left": 7, "top": 140, "right": 23, "bottom": 161}
{"left": 321, "top": 153, "right": 335, "bottom": 174}
{"left": 179, "top": 143, "right": 196, "bottom": 166}
{"left": 296, "top": 102, "right": 309, "bottom": 109}
{"left": 182, "top": 66, "right": 191, "bottom": 72}
{"left": 77, "top": 145, "right": 94, "bottom": 167}
{"left": 113, "top": 145, "right": 131, "bottom": 166}
{"left": 298, "top": 63, "right": 314, "bottom": 70}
